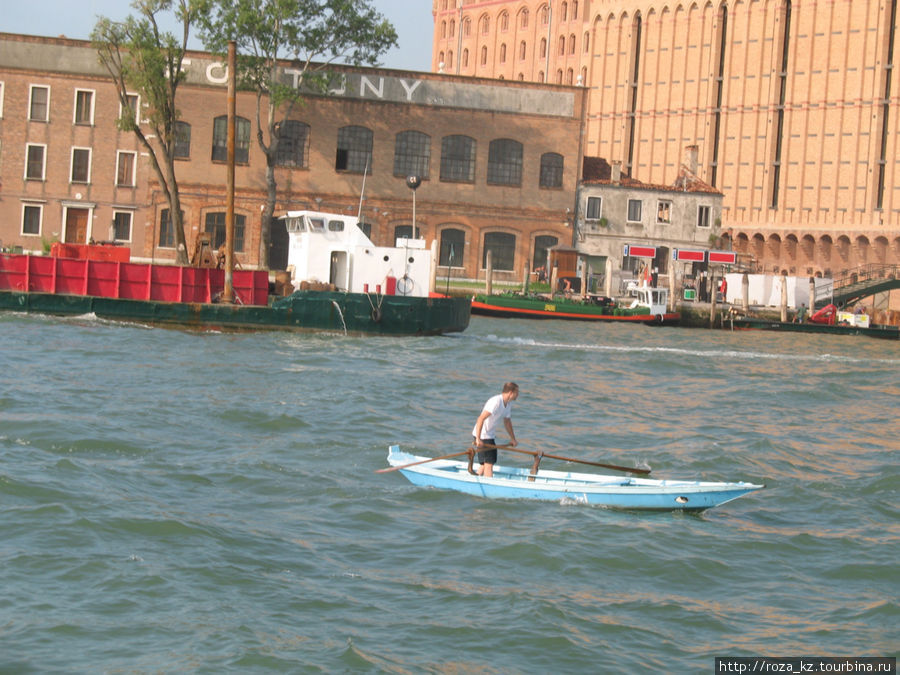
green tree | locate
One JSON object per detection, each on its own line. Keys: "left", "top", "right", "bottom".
{"left": 196, "top": 0, "right": 398, "bottom": 268}
{"left": 93, "top": 0, "right": 200, "bottom": 265}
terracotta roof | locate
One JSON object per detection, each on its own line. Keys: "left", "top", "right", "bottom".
{"left": 581, "top": 156, "right": 722, "bottom": 195}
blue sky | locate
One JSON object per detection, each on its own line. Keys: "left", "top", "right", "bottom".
{"left": 3, "top": 0, "right": 434, "bottom": 72}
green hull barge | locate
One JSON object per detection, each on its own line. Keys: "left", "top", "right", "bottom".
{"left": 0, "top": 288, "right": 471, "bottom": 336}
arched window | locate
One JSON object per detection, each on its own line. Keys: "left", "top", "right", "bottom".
{"left": 584, "top": 31, "right": 590, "bottom": 52}
{"left": 500, "top": 43, "right": 507, "bottom": 63}
{"left": 519, "top": 9, "right": 529, "bottom": 28}
{"left": 335, "top": 125, "right": 373, "bottom": 173}
{"left": 205, "top": 212, "right": 246, "bottom": 252}
{"left": 533, "top": 235, "right": 559, "bottom": 270}
{"left": 540, "top": 5, "right": 550, "bottom": 25}
{"left": 538, "top": 70, "right": 545, "bottom": 82}
{"left": 463, "top": 49, "right": 469, "bottom": 67}
{"left": 487, "top": 138, "right": 523, "bottom": 186}
{"left": 540, "top": 38, "right": 547, "bottom": 59}
{"left": 539, "top": 152, "right": 564, "bottom": 188}
{"left": 558, "top": 36, "right": 566, "bottom": 56}
{"left": 519, "top": 41, "right": 527, "bottom": 60}
{"left": 449, "top": 20, "right": 455, "bottom": 37}
{"left": 463, "top": 17, "right": 471, "bottom": 37}
{"left": 483, "top": 232, "right": 516, "bottom": 271}
{"left": 569, "top": 34, "right": 576, "bottom": 54}
{"left": 566, "top": 68, "right": 574, "bottom": 84}
{"left": 572, "top": 1, "right": 578, "bottom": 19}
{"left": 441, "top": 20, "right": 446, "bottom": 38}
{"left": 556, "top": 69, "right": 563, "bottom": 84}
{"left": 440, "top": 135, "right": 476, "bottom": 183}
{"left": 394, "top": 130, "right": 431, "bottom": 179}
{"left": 275, "top": 120, "right": 310, "bottom": 168}
{"left": 500, "top": 12, "right": 509, "bottom": 31}
{"left": 561, "top": 2, "right": 568, "bottom": 22}
{"left": 481, "top": 15, "right": 490, "bottom": 34}
{"left": 481, "top": 45, "right": 488, "bottom": 65}
{"left": 439, "top": 228, "right": 466, "bottom": 266}
{"left": 213, "top": 115, "right": 250, "bottom": 163}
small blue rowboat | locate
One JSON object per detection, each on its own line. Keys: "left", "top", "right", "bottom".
{"left": 386, "top": 446, "right": 763, "bottom": 511}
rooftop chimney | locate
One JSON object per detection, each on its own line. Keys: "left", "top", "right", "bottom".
{"left": 611, "top": 160, "right": 622, "bottom": 184}
{"left": 684, "top": 145, "right": 699, "bottom": 175}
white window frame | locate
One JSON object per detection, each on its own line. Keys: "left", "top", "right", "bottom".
{"left": 626, "top": 199, "right": 643, "bottom": 223}
{"left": 697, "top": 204, "right": 712, "bottom": 228}
{"left": 116, "top": 150, "right": 137, "bottom": 187}
{"left": 21, "top": 202, "right": 44, "bottom": 236}
{"left": 29, "top": 84, "right": 50, "bottom": 122}
{"left": 656, "top": 200, "right": 672, "bottom": 224}
{"left": 585, "top": 196, "right": 602, "bottom": 220}
{"left": 25, "top": 143, "right": 47, "bottom": 180}
{"left": 121, "top": 93, "right": 141, "bottom": 125}
{"left": 70, "top": 146, "right": 93, "bottom": 184}
{"left": 73, "top": 88, "right": 95, "bottom": 125}
{"left": 112, "top": 209, "right": 134, "bottom": 243}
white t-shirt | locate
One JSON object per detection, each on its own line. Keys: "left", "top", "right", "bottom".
{"left": 472, "top": 393, "right": 512, "bottom": 440}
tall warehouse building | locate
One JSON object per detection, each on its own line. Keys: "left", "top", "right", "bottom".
{"left": 433, "top": 0, "right": 900, "bottom": 279}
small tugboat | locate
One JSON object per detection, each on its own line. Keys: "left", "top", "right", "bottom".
{"left": 471, "top": 284, "right": 679, "bottom": 324}
{"left": 0, "top": 211, "right": 471, "bottom": 336}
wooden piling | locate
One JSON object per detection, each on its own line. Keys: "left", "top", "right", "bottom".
{"left": 742, "top": 272, "right": 750, "bottom": 312}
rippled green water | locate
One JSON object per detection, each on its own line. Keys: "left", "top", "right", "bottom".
{"left": 0, "top": 313, "right": 897, "bottom": 672}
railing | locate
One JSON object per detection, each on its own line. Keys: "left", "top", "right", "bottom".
{"left": 827, "top": 264, "right": 900, "bottom": 308}
{"left": 831, "top": 263, "right": 900, "bottom": 290}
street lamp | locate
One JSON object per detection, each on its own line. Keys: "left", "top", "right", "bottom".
{"left": 406, "top": 175, "right": 422, "bottom": 239}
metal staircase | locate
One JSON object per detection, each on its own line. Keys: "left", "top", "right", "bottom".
{"left": 825, "top": 264, "right": 900, "bottom": 308}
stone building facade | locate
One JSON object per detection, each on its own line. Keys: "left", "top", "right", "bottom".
{"left": 0, "top": 33, "right": 584, "bottom": 283}
{"left": 432, "top": 0, "right": 900, "bottom": 280}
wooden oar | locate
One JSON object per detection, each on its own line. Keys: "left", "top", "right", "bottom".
{"left": 481, "top": 443, "right": 651, "bottom": 475}
{"left": 375, "top": 449, "right": 473, "bottom": 473}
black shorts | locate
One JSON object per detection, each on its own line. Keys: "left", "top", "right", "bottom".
{"left": 474, "top": 437, "right": 497, "bottom": 465}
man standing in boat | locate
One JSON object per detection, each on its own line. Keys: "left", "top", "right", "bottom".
{"left": 472, "top": 382, "right": 519, "bottom": 478}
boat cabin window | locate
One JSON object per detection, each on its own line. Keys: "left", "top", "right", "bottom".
{"left": 328, "top": 220, "right": 344, "bottom": 232}
{"left": 308, "top": 218, "right": 325, "bottom": 232}
{"left": 286, "top": 217, "right": 306, "bottom": 233}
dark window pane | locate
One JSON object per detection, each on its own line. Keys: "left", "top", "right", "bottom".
{"left": 440, "top": 135, "right": 475, "bottom": 183}
{"left": 439, "top": 228, "right": 465, "bottom": 266}
{"left": 487, "top": 139, "right": 522, "bottom": 186}
{"left": 204, "top": 211, "right": 246, "bottom": 252}
{"left": 336, "top": 125, "right": 373, "bottom": 173}
{"left": 275, "top": 121, "right": 309, "bottom": 167}
{"left": 394, "top": 130, "right": 431, "bottom": 178}
{"left": 483, "top": 232, "right": 516, "bottom": 271}
{"left": 539, "top": 152, "right": 563, "bottom": 188}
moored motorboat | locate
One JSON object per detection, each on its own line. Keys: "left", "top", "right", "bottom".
{"left": 385, "top": 446, "right": 762, "bottom": 511}
{"left": 471, "top": 284, "right": 679, "bottom": 324}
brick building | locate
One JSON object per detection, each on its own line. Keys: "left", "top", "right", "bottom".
{"left": 0, "top": 32, "right": 585, "bottom": 283}
{"left": 432, "top": 0, "right": 900, "bottom": 281}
